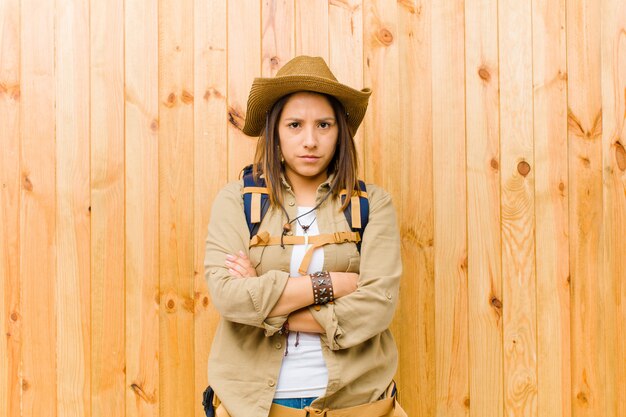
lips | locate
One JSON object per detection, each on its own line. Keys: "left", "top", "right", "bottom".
{"left": 299, "top": 155, "right": 321, "bottom": 162}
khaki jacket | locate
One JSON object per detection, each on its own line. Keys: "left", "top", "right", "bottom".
{"left": 204, "top": 175, "right": 402, "bottom": 417}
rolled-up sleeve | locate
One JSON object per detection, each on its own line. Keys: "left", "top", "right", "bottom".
{"left": 204, "top": 181, "right": 290, "bottom": 336}
{"left": 309, "top": 186, "right": 402, "bottom": 350}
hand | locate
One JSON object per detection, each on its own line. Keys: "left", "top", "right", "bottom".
{"left": 225, "top": 251, "right": 258, "bottom": 278}
{"left": 329, "top": 272, "right": 359, "bottom": 298}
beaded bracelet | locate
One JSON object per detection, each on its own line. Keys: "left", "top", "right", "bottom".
{"left": 310, "top": 271, "right": 334, "bottom": 305}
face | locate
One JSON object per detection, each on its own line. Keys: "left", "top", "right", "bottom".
{"left": 278, "top": 92, "right": 339, "bottom": 188}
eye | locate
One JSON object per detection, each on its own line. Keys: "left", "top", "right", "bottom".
{"left": 287, "top": 122, "right": 300, "bottom": 129}
{"left": 318, "top": 121, "right": 333, "bottom": 129}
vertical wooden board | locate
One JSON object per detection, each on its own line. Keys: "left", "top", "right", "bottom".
{"left": 601, "top": 0, "right": 626, "bottom": 415}
{"left": 295, "top": 0, "right": 328, "bottom": 58}
{"left": 395, "top": 1, "right": 434, "bottom": 416}
{"left": 329, "top": 0, "right": 365, "bottom": 176}
{"left": 431, "top": 1, "right": 469, "bottom": 415}
{"left": 0, "top": 1, "right": 21, "bottom": 416}
{"left": 566, "top": 0, "right": 604, "bottom": 416}
{"left": 227, "top": 0, "right": 261, "bottom": 180}
{"left": 194, "top": 0, "right": 227, "bottom": 415}
{"left": 531, "top": 1, "right": 570, "bottom": 417}
{"left": 125, "top": 0, "right": 159, "bottom": 415}
{"left": 464, "top": 0, "right": 503, "bottom": 416}
{"left": 159, "top": 0, "right": 195, "bottom": 415}
{"left": 262, "top": 0, "right": 295, "bottom": 76}
{"left": 55, "top": 0, "right": 91, "bottom": 415}
{"left": 498, "top": 0, "right": 537, "bottom": 416}
{"left": 90, "top": 0, "right": 125, "bottom": 415}
{"left": 20, "top": 0, "right": 57, "bottom": 415}
{"left": 362, "top": 0, "right": 400, "bottom": 196}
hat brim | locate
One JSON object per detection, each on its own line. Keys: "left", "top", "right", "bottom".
{"left": 242, "top": 75, "right": 372, "bottom": 137}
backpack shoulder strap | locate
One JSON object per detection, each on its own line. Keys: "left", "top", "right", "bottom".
{"left": 241, "top": 165, "right": 270, "bottom": 238}
{"left": 340, "top": 180, "right": 369, "bottom": 252}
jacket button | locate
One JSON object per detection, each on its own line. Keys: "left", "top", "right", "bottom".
{"left": 268, "top": 380, "right": 275, "bottom": 387}
{"left": 275, "top": 342, "right": 282, "bottom": 349}
{"left": 288, "top": 201, "right": 295, "bottom": 206}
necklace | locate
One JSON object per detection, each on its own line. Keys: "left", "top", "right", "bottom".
{"left": 296, "top": 214, "right": 316, "bottom": 248}
{"left": 296, "top": 215, "right": 316, "bottom": 234}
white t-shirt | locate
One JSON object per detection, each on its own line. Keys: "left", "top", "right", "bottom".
{"left": 273, "top": 206, "right": 328, "bottom": 399}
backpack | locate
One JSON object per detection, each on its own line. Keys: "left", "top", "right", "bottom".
{"left": 240, "top": 165, "right": 369, "bottom": 274}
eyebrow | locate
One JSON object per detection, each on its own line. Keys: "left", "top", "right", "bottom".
{"left": 283, "top": 117, "right": 336, "bottom": 122}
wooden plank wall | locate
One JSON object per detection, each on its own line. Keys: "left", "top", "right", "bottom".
{"left": 0, "top": 1, "right": 625, "bottom": 417}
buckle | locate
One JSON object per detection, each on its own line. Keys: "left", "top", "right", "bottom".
{"left": 304, "top": 406, "right": 328, "bottom": 416}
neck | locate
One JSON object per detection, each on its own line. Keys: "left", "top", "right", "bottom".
{"left": 285, "top": 172, "right": 327, "bottom": 206}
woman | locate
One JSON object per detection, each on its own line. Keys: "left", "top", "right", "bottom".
{"left": 203, "top": 56, "right": 405, "bottom": 417}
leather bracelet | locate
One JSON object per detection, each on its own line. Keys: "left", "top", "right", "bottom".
{"left": 310, "top": 271, "right": 334, "bottom": 305}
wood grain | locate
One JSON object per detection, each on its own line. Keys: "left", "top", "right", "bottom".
{"left": 395, "top": 1, "right": 434, "bottom": 416}
{"left": 227, "top": 0, "right": 261, "bottom": 180}
{"left": 465, "top": 0, "right": 504, "bottom": 415}
{"left": 532, "top": 0, "right": 571, "bottom": 416}
{"left": 499, "top": 0, "right": 537, "bottom": 415}
{"left": 20, "top": 0, "right": 57, "bottom": 415}
{"left": 56, "top": 0, "right": 91, "bottom": 415}
{"left": 158, "top": 0, "right": 195, "bottom": 415}
{"left": 600, "top": 0, "right": 626, "bottom": 415}
{"left": 432, "top": 0, "right": 469, "bottom": 415}
{"left": 0, "top": 1, "right": 21, "bottom": 416}
{"left": 90, "top": 0, "right": 126, "bottom": 415}
{"left": 295, "top": 0, "right": 328, "bottom": 58}
{"left": 262, "top": 0, "right": 295, "bottom": 77}
{"left": 567, "top": 0, "right": 605, "bottom": 416}
{"left": 194, "top": 0, "right": 227, "bottom": 415}
{"left": 125, "top": 0, "right": 159, "bottom": 415}
{"left": 329, "top": 0, "right": 365, "bottom": 176}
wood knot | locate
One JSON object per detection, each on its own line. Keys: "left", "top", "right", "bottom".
{"left": 478, "top": 66, "right": 491, "bottom": 82}
{"left": 130, "top": 383, "right": 156, "bottom": 403}
{"left": 203, "top": 296, "right": 210, "bottom": 308}
{"left": 165, "top": 296, "right": 176, "bottom": 312}
{"left": 181, "top": 89, "right": 194, "bottom": 104}
{"left": 615, "top": 141, "right": 626, "bottom": 171}
{"left": 490, "top": 158, "right": 499, "bottom": 170}
{"left": 22, "top": 175, "right": 33, "bottom": 191}
{"left": 376, "top": 28, "right": 394, "bottom": 46}
{"left": 165, "top": 92, "right": 176, "bottom": 107}
{"left": 22, "top": 380, "right": 29, "bottom": 391}
{"left": 150, "top": 119, "right": 159, "bottom": 132}
{"left": 517, "top": 161, "right": 531, "bottom": 176}
{"left": 270, "top": 56, "right": 280, "bottom": 68}
{"left": 227, "top": 106, "right": 245, "bottom": 130}
{"left": 490, "top": 297, "right": 502, "bottom": 309}
{"left": 10, "top": 312, "right": 18, "bottom": 321}
{"left": 576, "top": 391, "right": 588, "bottom": 404}
{"left": 558, "top": 182, "right": 565, "bottom": 192}
{"left": 463, "top": 397, "right": 470, "bottom": 408}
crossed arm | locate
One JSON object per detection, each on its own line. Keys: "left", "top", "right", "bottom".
{"left": 225, "top": 251, "right": 358, "bottom": 334}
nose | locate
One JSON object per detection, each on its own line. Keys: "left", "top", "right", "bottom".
{"left": 302, "top": 126, "right": 317, "bottom": 148}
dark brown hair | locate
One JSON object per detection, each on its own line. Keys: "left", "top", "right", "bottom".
{"left": 252, "top": 92, "right": 359, "bottom": 211}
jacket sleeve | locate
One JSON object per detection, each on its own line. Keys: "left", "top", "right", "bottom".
{"left": 309, "top": 185, "right": 402, "bottom": 350}
{"left": 204, "top": 181, "right": 290, "bottom": 336}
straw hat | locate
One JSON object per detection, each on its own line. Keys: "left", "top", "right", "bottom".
{"left": 242, "top": 56, "right": 372, "bottom": 137}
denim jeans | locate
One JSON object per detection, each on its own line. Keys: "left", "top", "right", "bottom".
{"left": 272, "top": 397, "right": 317, "bottom": 409}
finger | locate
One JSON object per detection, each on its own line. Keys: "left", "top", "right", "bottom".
{"left": 230, "top": 256, "right": 253, "bottom": 271}
{"left": 238, "top": 250, "right": 248, "bottom": 259}
{"left": 228, "top": 267, "right": 243, "bottom": 278}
